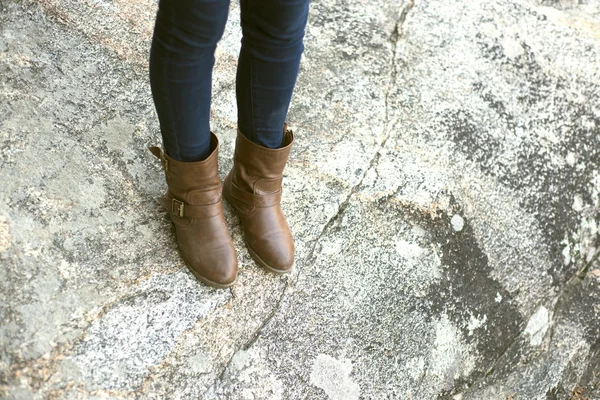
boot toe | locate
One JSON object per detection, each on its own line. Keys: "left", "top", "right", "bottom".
{"left": 185, "top": 244, "right": 238, "bottom": 287}
{"left": 248, "top": 234, "right": 294, "bottom": 273}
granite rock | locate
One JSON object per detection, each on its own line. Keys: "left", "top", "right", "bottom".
{"left": 1, "top": 0, "right": 599, "bottom": 398}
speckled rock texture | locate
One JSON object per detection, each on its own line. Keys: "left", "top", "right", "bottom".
{"left": 1, "top": 0, "right": 599, "bottom": 398}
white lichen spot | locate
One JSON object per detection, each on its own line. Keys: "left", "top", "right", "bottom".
{"left": 322, "top": 239, "right": 343, "bottom": 256}
{"left": 395, "top": 240, "right": 425, "bottom": 259}
{"left": 229, "top": 349, "right": 252, "bottom": 373}
{"left": 495, "top": 292, "right": 502, "bottom": 303}
{"left": 451, "top": 214, "right": 464, "bottom": 232}
{"left": 566, "top": 152, "right": 577, "bottom": 167}
{"left": 524, "top": 306, "right": 549, "bottom": 346}
{"left": 90, "top": 0, "right": 119, "bottom": 12}
{"left": 405, "top": 356, "right": 425, "bottom": 381}
{"left": 310, "top": 354, "right": 360, "bottom": 400}
{"left": 57, "top": 260, "right": 71, "bottom": 279}
{"left": 501, "top": 36, "right": 524, "bottom": 59}
{"left": 480, "top": 22, "right": 501, "bottom": 39}
{"left": 0, "top": 215, "right": 12, "bottom": 252}
{"left": 466, "top": 313, "right": 487, "bottom": 336}
{"left": 361, "top": 167, "right": 378, "bottom": 188}
{"left": 561, "top": 236, "right": 572, "bottom": 266}
{"left": 187, "top": 353, "right": 212, "bottom": 374}
{"left": 429, "top": 315, "right": 475, "bottom": 389}
{"left": 572, "top": 195, "right": 584, "bottom": 212}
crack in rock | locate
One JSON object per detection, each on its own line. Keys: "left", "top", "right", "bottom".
{"left": 203, "top": 2, "right": 418, "bottom": 394}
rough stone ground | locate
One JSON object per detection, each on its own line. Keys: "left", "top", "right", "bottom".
{"left": 1, "top": 0, "right": 599, "bottom": 398}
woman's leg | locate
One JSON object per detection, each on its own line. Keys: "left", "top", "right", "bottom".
{"left": 150, "top": 0, "right": 230, "bottom": 161}
{"left": 236, "top": 0, "right": 310, "bottom": 148}
{"left": 223, "top": 0, "right": 310, "bottom": 273}
{"left": 148, "top": 0, "right": 238, "bottom": 288}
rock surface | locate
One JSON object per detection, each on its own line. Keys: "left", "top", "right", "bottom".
{"left": 1, "top": 0, "right": 599, "bottom": 398}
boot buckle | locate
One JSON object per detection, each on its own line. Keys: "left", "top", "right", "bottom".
{"left": 172, "top": 198, "right": 185, "bottom": 218}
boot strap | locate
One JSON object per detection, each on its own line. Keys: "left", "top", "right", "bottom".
{"left": 159, "top": 196, "right": 222, "bottom": 219}
{"left": 230, "top": 182, "right": 282, "bottom": 208}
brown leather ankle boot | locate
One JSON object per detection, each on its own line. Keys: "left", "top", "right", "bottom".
{"left": 149, "top": 133, "right": 238, "bottom": 288}
{"left": 223, "top": 126, "right": 295, "bottom": 273}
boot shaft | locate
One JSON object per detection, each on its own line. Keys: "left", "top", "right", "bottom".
{"left": 150, "top": 133, "right": 222, "bottom": 206}
{"left": 232, "top": 127, "right": 294, "bottom": 194}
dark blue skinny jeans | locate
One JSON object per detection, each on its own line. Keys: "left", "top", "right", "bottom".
{"left": 149, "top": 0, "right": 310, "bottom": 162}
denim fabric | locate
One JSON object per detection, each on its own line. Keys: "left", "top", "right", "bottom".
{"left": 149, "top": 0, "right": 309, "bottom": 162}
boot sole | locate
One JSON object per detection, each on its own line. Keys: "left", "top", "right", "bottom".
{"left": 186, "top": 265, "right": 237, "bottom": 289}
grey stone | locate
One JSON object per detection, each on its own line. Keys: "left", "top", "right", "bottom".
{"left": 66, "top": 272, "right": 230, "bottom": 390}
{"left": 1, "top": 0, "right": 599, "bottom": 398}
